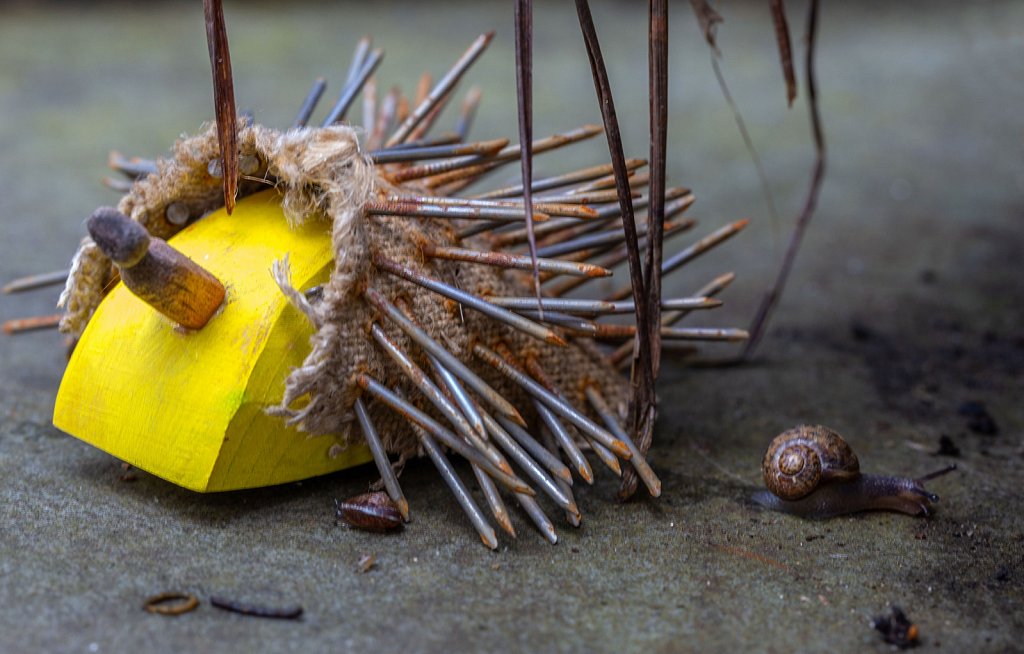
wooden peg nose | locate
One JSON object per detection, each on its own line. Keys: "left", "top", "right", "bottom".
{"left": 87, "top": 207, "right": 226, "bottom": 329}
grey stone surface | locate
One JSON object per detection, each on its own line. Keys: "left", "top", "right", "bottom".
{"left": 1, "top": 2, "right": 1022, "bottom": 652}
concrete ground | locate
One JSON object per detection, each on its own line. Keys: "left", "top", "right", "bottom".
{"left": 1, "top": 1, "right": 1022, "bottom": 652}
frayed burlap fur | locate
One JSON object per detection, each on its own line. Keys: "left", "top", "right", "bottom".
{"left": 58, "top": 122, "right": 372, "bottom": 336}
{"left": 58, "top": 121, "right": 629, "bottom": 458}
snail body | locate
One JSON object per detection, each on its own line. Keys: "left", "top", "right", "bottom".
{"left": 754, "top": 425, "right": 955, "bottom": 518}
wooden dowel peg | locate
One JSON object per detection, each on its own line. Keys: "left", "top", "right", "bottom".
{"left": 87, "top": 207, "right": 225, "bottom": 329}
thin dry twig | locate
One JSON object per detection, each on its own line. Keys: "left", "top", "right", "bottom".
{"left": 620, "top": 0, "right": 669, "bottom": 500}
{"left": 689, "top": 0, "right": 723, "bottom": 53}
{"left": 210, "top": 596, "right": 303, "bottom": 620}
{"left": 574, "top": 0, "right": 655, "bottom": 462}
{"left": 769, "top": 0, "right": 798, "bottom": 106}
{"left": 514, "top": 0, "right": 543, "bottom": 313}
{"left": 203, "top": 0, "right": 237, "bottom": 214}
{"left": 646, "top": 0, "right": 669, "bottom": 377}
{"left": 689, "top": 1, "right": 783, "bottom": 262}
{"left": 743, "top": 0, "right": 825, "bottom": 359}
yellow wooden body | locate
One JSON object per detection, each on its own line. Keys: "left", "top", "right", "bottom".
{"left": 54, "top": 190, "right": 371, "bottom": 491}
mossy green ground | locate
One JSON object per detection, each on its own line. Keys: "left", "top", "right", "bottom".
{"left": 1, "top": 2, "right": 1021, "bottom": 652}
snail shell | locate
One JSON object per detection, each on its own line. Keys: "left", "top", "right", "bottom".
{"left": 762, "top": 425, "right": 860, "bottom": 500}
{"left": 335, "top": 491, "right": 404, "bottom": 532}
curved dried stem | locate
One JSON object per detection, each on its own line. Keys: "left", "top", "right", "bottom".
{"left": 514, "top": 0, "right": 544, "bottom": 315}
{"left": 574, "top": 0, "right": 655, "bottom": 475}
{"left": 742, "top": 0, "right": 825, "bottom": 360}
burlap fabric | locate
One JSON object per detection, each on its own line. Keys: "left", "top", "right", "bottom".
{"left": 58, "top": 122, "right": 629, "bottom": 457}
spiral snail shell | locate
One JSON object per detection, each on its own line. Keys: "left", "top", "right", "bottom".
{"left": 754, "top": 425, "right": 956, "bottom": 518}
{"left": 762, "top": 425, "right": 859, "bottom": 500}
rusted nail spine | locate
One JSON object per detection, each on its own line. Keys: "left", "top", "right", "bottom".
{"left": 3, "top": 314, "right": 62, "bottom": 335}
{"left": 293, "top": 77, "right": 327, "bottom": 128}
{"left": 2, "top": 270, "right": 69, "bottom": 295}
{"left": 354, "top": 397, "right": 410, "bottom": 522}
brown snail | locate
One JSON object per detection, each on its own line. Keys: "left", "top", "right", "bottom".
{"left": 335, "top": 491, "right": 404, "bottom": 532}
{"left": 752, "top": 425, "right": 956, "bottom": 518}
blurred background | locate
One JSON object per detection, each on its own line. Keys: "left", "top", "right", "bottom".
{"left": 1, "top": 2, "right": 1021, "bottom": 652}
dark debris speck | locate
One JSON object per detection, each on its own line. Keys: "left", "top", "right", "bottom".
{"left": 850, "top": 320, "right": 875, "bottom": 342}
{"left": 872, "top": 605, "right": 920, "bottom": 649}
{"left": 958, "top": 400, "right": 999, "bottom": 435}
{"left": 934, "top": 435, "right": 961, "bottom": 457}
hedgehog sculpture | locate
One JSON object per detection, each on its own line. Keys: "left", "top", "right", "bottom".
{"left": 13, "top": 22, "right": 753, "bottom": 549}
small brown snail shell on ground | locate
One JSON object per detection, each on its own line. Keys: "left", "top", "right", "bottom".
{"left": 753, "top": 425, "right": 956, "bottom": 518}
{"left": 335, "top": 491, "right": 404, "bottom": 532}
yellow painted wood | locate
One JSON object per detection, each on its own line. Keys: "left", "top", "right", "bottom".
{"left": 54, "top": 190, "right": 371, "bottom": 491}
